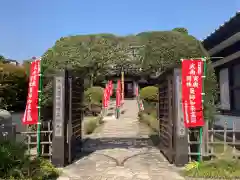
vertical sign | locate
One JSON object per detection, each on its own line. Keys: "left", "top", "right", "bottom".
{"left": 54, "top": 76, "right": 65, "bottom": 137}
{"left": 182, "top": 59, "right": 204, "bottom": 128}
{"left": 176, "top": 72, "right": 185, "bottom": 136}
{"left": 22, "top": 60, "right": 40, "bottom": 125}
{"left": 52, "top": 71, "right": 67, "bottom": 167}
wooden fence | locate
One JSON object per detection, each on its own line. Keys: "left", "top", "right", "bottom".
{"left": 188, "top": 119, "right": 240, "bottom": 161}
{"left": 0, "top": 121, "right": 52, "bottom": 160}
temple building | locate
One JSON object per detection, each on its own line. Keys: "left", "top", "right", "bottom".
{"left": 203, "top": 11, "right": 240, "bottom": 117}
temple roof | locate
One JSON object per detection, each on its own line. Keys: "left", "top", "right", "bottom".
{"left": 202, "top": 11, "right": 240, "bottom": 43}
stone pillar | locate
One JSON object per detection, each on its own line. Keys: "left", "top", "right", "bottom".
{"left": 173, "top": 68, "right": 188, "bottom": 166}
{"left": 52, "top": 70, "right": 68, "bottom": 167}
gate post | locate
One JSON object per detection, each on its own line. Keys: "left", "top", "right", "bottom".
{"left": 52, "top": 70, "right": 68, "bottom": 167}
{"left": 173, "top": 68, "right": 188, "bottom": 166}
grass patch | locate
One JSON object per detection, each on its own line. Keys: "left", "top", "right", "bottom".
{"left": 183, "top": 159, "right": 240, "bottom": 179}
{"left": 206, "top": 137, "right": 240, "bottom": 160}
{"left": 183, "top": 137, "right": 240, "bottom": 179}
{"left": 84, "top": 116, "right": 104, "bottom": 134}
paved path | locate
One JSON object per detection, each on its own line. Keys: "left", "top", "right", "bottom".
{"left": 58, "top": 100, "right": 184, "bottom": 180}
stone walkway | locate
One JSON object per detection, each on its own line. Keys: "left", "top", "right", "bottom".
{"left": 57, "top": 100, "right": 185, "bottom": 180}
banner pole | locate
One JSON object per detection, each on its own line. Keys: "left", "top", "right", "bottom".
{"left": 121, "top": 70, "right": 124, "bottom": 105}
{"left": 198, "top": 57, "right": 206, "bottom": 162}
{"left": 37, "top": 58, "right": 43, "bottom": 156}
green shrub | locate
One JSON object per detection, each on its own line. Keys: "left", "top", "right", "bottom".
{"left": 0, "top": 140, "right": 59, "bottom": 179}
{"left": 84, "top": 86, "right": 104, "bottom": 115}
{"left": 138, "top": 112, "right": 159, "bottom": 132}
{"left": 84, "top": 116, "right": 104, "bottom": 134}
{"left": 142, "top": 100, "right": 157, "bottom": 118}
{"left": 84, "top": 86, "right": 104, "bottom": 105}
{"left": 0, "top": 63, "right": 28, "bottom": 111}
{"left": 140, "top": 86, "right": 158, "bottom": 102}
{"left": 183, "top": 159, "right": 240, "bottom": 179}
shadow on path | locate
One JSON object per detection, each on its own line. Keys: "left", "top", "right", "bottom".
{"left": 81, "top": 137, "right": 155, "bottom": 152}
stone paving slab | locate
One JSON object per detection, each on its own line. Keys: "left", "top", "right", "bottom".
{"left": 57, "top": 100, "right": 185, "bottom": 180}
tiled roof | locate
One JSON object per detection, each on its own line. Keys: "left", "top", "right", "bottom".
{"left": 202, "top": 11, "right": 240, "bottom": 41}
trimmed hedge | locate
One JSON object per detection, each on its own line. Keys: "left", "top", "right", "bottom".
{"left": 84, "top": 86, "right": 104, "bottom": 115}
{"left": 140, "top": 86, "right": 158, "bottom": 102}
{"left": 84, "top": 116, "right": 104, "bottom": 134}
{"left": 84, "top": 86, "right": 104, "bottom": 105}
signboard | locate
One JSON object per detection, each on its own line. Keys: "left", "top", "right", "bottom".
{"left": 22, "top": 59, "right": 40, "bottom": 125}
{"left": 182, "top": 59, "right": 204, "bottom": 128}
{"left": 53, "top": 76, "right": 64, "bottom": 137}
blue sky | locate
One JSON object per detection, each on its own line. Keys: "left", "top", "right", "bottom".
{"left": 0, "top": 0, "right": 239, "bottom": 62}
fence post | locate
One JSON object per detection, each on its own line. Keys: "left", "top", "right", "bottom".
{"left": 52, "top": 70, "right": 68, "bottom": 167}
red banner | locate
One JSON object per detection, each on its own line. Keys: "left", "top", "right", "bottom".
{"left": 116, "top": 89, "right": 121, "bottom": 107}
{"left": 109, "top": 80, "right": 113, "bottom": 96}
{"left": 182, "top": 59, "right": 204, "bottom": 128}
{"left": 103, "top": 88, "right": 108, "bottom": 108}
{"left": 135, "top": 85, "right": 139, "bottom": 97}
{"left": 117, "top": 80, "right": 121, "bottom": 94}
{"left": 22, "top": 59, "right": 40, "bottom": 125}
{"left": 116, "top": 80, "right": 121, "bottom": 107}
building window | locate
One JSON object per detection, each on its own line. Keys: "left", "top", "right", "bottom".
{"left": 219, "top": 68, "right": 230, "bottom": 110}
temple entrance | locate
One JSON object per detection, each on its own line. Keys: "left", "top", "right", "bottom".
{"left": 124, "top": 81, "right": 134, "bottom": 99}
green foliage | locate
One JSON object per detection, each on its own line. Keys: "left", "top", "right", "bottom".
{"left": 22, "top": 59, "right": 32, "bottom": 77}
{"left": 137, "top": 31, "right": 208, "bottom": 73}
{"left": 172, "top": 27, "right": 189, "bottom": 34}
{"left": 0, "top": 55, "right": 5, "bottom": 62}
{"left": 84, "top": 86, "right": 104, "bottom": 105}
{"left": 41, "top": 34, "right": 132, "bottom": 76}
{"left": 137, "top": 31, "right": 217, "bottom": 121}
{"left": 41, "top": 30, "right": 217, "bottom": 121}
{"left": 0, "top": 63, "right": 28, "bottom": 110}
{"left": 183, "top": 159, "right": 240, "bottom": 179}
{"left": 0, "top": 140, "right": 59, "bottom": 179}
{"left": 84, "top": 116, "right": 103, "bottom": 134}
{"left": 138, "top": 112, "right": 159, "bottom": 132}
{"left": 84, "top": 86, "right": 104, "bottom": 116}
{"left": 142, "top": 101, "right": 157, "bottom": 118}
{"left": 140, "top": 86, "right": 158, "bottom": 102}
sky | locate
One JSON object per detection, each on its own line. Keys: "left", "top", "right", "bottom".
{"left": 0, "top": 0, "right": 239, "bottom": 62}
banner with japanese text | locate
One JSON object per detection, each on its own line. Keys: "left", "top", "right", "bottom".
{"left": 116, "top": 80, "right": 121, "bottom": 107}
{"left": 135, "top": 85, "right": 139, "bottom": 97}
{"left": 182, "top": 59, "right": 204, "bottom": 128}
{"left": 109, "top": 80, "right": 113, "bottom": 96}
{"left": 116, "top": 89, "right": 121, "bottom": 107}
{"left": 22, "top": 59, "right": 40, "bottom": 125}
{"left": 103, "top": 88, "right": 108, "bottom": 108}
